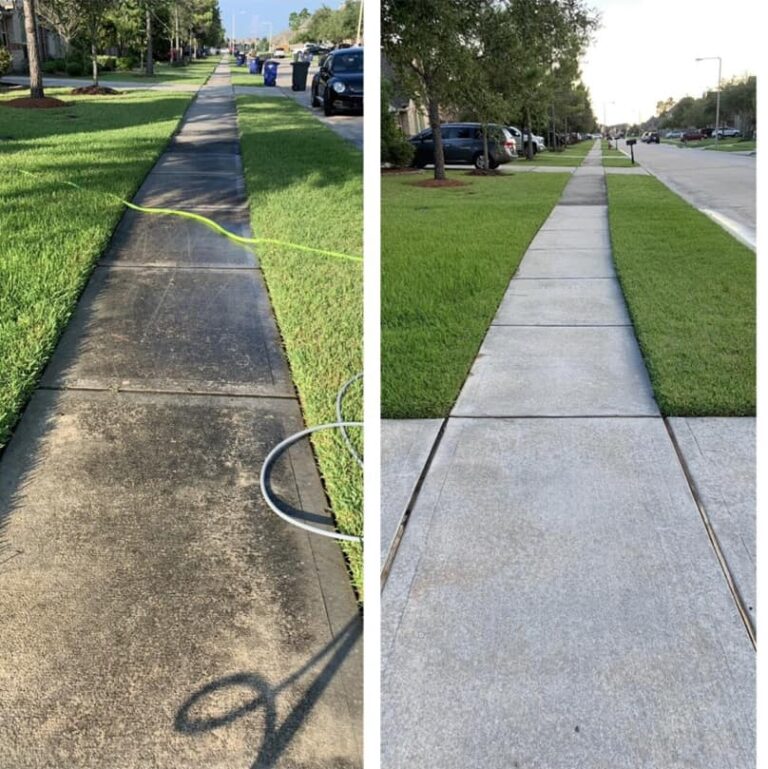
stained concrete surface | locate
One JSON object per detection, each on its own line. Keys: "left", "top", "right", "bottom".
{"left": 380, "top": 419, "right": 442, "bottom": 570}
{"left": 0, "top": 390, "right": 361, "bottom": 769}
{"left": 382, "top": 417, "right": 755, "bottom": 769}
{"left": 134, "top": 172, "right": 248, "bottom": 211}
{"left": 452, "top": 325, "right": 658, "bottom": 417}
{"left": 102, "top": 210, "right": 256, "bottom": 268}
{"left": 668, "top": 417, "right": 756, "bottom": 624}
{"left": 515, "top": 249, "right": 614, "bottom": 278}
{"left": 40, "top": 267, "right": 293, "bottom": 396}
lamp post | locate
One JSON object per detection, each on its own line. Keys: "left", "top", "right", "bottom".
{"left": 262, "top": 22, "right": 272, "bottom": 53}
{"left": 695, "top": 56, "right": 722, "bottom": 144}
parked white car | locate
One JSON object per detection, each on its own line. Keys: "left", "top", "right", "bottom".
{"left": 506, "top": 125, "right": 546, "bottom": 154}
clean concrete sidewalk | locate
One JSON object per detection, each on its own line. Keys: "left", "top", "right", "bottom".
{"left": 0, "top": 60, "right": 361, "bottom": 769}
{"left": 382, "top": 141, "right": 754, "bottom": 768}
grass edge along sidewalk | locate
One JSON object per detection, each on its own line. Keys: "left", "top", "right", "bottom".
{"left": 606, "top": 174, "right": 755, "bottom": 415}
{"left": 236, "top": 95, "right": 363, "bottom": 596}
{"left": 382, "top": 170, "right": 572, "bottom": 419}
{"left": 0, "top": 88, "right": 193, "bottom": 449}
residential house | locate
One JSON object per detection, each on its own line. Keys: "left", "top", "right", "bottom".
{"left": 382, "top": 56, "right": 428, "bottom": 137}
{"left": 1, "top": 0, "right": 66, "bottom": 73}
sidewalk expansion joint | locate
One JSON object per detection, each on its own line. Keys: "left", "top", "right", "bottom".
{"left": 380, "top": 417, "right": 449, "bottom": 590}
{"left": 38, "top": 385, "right": 298, "bottom": 402}
{"left": 490, "top": 323, "right": 632, "bottom": 328}
{"left": 449, "top": 414, "right": 660, "bottom": 420}
{"left": 663, "top": 418, "right": 756, "bottom": 648}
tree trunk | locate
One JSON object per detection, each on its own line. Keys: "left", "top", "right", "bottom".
{"left": 525, "top": 105, "right": 534, "bottom": 160}
{"left": 427, "top": 95, "right": 446, "bottom": 181}
{"left": 145, "top": 6, "right": 154, "bottom": 76}
{"left": 482, "top": 123, "right": 490, "bottom": 170}
{"left": 22, "top": 0, "right": 44, "bottom": 99}
{"left": 91, "top": 39, "right": 98, "bottom": 85}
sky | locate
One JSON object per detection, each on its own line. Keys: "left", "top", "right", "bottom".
{"left": 219, "top": 0, "right": 332, "bottom": 44}
{"left": 580, "top": 0, "right": 760, "bottom": 126}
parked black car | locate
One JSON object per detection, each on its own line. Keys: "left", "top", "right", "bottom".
{"left": 310, "top": 46, "right": 363, "bottom": 116}
{"left": 409, "top": 123, "right": 516, "bottom": 169}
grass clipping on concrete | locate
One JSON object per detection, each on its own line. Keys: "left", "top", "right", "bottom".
{"left": 0, "top": 88, "right": 193, "bottom": 448}
{"left": 607, "top": 175, "right": 755, "bottom": 415}
{"left": 236, "top": 95, "right": 363, "bottom": 595}
{"left": 382, "top": 171, "right": 570, "bottom": 419}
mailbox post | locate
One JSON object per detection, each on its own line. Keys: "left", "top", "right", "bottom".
{"left": 626, "top": 137, "right": 637, "bottom": 164}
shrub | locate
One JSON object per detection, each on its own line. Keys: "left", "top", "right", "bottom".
{"left": 116, "top": 56, "right": 137, "bottom": 72}
{"left": 381, "top": 82, "right": 415, "bottom": 167}
{"left": 96, "top": 55, "right": 116, "bottom": 72}
{"left": 0, "top": 47, "right": 11, "bottom": 76}
{"left": 66, "top": 61, "right": 84, "bottom": 76}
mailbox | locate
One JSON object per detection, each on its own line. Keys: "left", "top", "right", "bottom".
{"left": 625, "top": 137, "right": 637, "bottom": 164}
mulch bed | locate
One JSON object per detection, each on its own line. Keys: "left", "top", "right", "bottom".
{"left": 466, "top": 169, "right": 504, "bottom": 177}
{"left": 0, "top": 96, "right": 69, "bottom": 109}
{"left": 410, "top": 178, "right": 468, "bottom": 188}
{"left": 70, "top": 85, "right": 121, "bottom": 95}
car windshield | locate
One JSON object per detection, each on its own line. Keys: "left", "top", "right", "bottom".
{"left": 332, "top": 51, "right": 363, "bottom": 73}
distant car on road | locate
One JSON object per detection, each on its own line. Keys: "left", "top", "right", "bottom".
{"left": 665, "top": 130, "right": 683, "bottom": 139}
{"left": 311, "top": 46, "right": 363, "bottom": 116}
{"left": 409, "top": 123, "right": 516, "bottom": 170}
{"left": 641, "top": 131, "right": 660, "bottom": 144}
{"left": 681, "top": 130, "right": 706, "bottom": 141}
{"left": 716, "top": 127, "right": 741, "bottom": 138}
{"left": 273, "top": 47, "right": 286, "bottom": 58}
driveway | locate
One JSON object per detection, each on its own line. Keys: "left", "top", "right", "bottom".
{"left": 618, "top": 139, "right": 755, "bottom": 248}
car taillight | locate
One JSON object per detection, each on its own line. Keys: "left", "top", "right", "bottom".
{"left": 506, "top": 140, "right": 516, "bottom": 150}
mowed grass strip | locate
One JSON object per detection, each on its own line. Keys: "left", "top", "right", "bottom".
{"left": 235, "top": 96, "right": 363, "bottom": 595}
{"left": 517, "top": 139, "right": 592, "bottom": 166}
{"left": 602, "top": 141, "right": 634, "bottom": 167}
{"left": 606, "top": 175, "right": 755, "bottom": 415}
{"left": 74, "top": 58, "right": 217, "bottom": 84}
{"left": 0, "top": 88, "right": 192, "bottom": 447}
{"left": 382, "top": 171, "right": 570, "bottom": 418}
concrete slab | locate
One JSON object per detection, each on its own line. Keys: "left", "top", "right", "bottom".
{"left": 179, "top": 117, "right": 238, "bottom": 134}
{"left": 452, "top": 326, "right": 658, "bottom": 417}
{"left": 528, "top": 227, "right": 611, "bottom": 251}
{"left": 152, "top": 151, "right": 243, "bottom": 176}
{"left": 493, "top": 278, "right": 630, "bottom": 326}
{"left": 0, "top": 389, "right": 361, "bottom": 769}
{"left": 169, "top": 133, "right": 240, "bottom": 154}
{"left": 380, "top": 419, "right": 443, "bottom": 570}
{"left": 134, "top": 172, "right": 248, "bottom": 211}
{"left": 540, "top": 205, "right": 609, "bottom": 230}
{"left": 558, "top": 174, "right": 606, "bottom": 205}
{"left": 668, "top": 417, "right": 756, "bottom": 624}
{"left": 382, "top": 417, "right": 754, "bottom": 769}
{"left": 515, "top": 249, "right": 615, "bottom": 278}
{"left": 101, "top": 210, "right": 256, "bottom": 268}
{"left": 41, "top": 267, "right": 294, "bottom": 397}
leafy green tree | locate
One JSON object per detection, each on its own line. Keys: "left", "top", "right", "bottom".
{"left": 381, "top": 80, "right": 415, "bottom": 167}
{"left": 383, "top": 0, "right": 484, "bottom": 180}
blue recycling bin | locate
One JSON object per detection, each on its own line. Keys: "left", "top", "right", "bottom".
{"left": 248, "top": 57, "right": 258, "bottom": 74}
{"left": 253, "top": 56, "right": 263, "bottom": 74}
{"left": 236, "top": 52, "right": 246, "bottom": 66}
{"left": 263, "top": 61, "right": 279, "bottom": 87}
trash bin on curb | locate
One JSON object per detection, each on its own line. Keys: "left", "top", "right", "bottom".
{"left": 290, "top": 60, "right": 310, "bottom": 91}
{"left": 264, "top": 61, "right": 279, "bottom": 87}
{"left": 254, "top": 56, "right": 263, "bottom": 75}
{"left": 248, "top": 57, "right": 258, "bottom": 75}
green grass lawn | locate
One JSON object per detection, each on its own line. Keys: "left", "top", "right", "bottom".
{"left": 606, "top": 175, "right": 755, "bottom": 415}
{"left": 516, "top": 140, "right": 592, "bottom": 166}
{"left": 235, "top": 95, "right": 363, "bottom": 595}
{"left": 0, "top": 88, "right": 193, "bottom": 448}
{"left": 601, "top": 142, "right": 634, "bottom": 167}
{"left": 69, "top": 58, "right": 217, "bottom": 84}
{"left": 229, "top": 68, "right": 265, "bottom": 86}
{"left": 382, "top": 171, "right": 570, "bottom": 418}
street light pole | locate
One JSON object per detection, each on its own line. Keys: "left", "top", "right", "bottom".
{"left": 695, "top": 56, "right": 722, "bottom": 144}
{"left": 262, "top": 22, "right": 272, "bottom": 53}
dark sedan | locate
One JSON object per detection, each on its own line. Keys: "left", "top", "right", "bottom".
{"left": 311, "top": 47, "right": 363, "bottom": 116}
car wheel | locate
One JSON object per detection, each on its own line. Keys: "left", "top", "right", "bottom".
{"left": 489, "top": 158, "right": 500, "bottom": 170}
{"left": 323, "top": 95, "right": 335, "bottom": 116}
{"left": 311, "top": 85, "right": 318, "bottom": 107}
{"left": 474, "top": 153, "right": 488, "bottom": 170}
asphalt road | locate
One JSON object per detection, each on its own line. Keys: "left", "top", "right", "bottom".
{"left": 618, "top": 139, "right": 756, "bottom": 248}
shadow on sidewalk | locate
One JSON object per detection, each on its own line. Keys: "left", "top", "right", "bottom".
{"left": 175, "top": 615, "right": 361, "bottom": 769}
